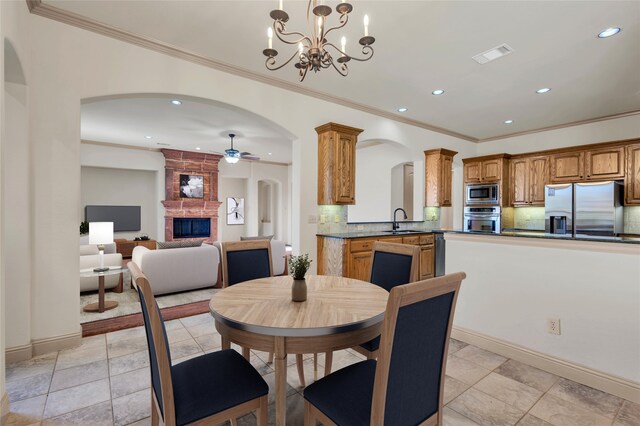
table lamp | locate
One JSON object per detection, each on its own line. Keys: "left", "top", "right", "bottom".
{"left": 89, "top": 222, "right": 113, "bottom": 272}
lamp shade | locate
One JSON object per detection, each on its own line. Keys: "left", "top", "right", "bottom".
{"left": 89, "top": 222, "right": 114, "bottom": 245}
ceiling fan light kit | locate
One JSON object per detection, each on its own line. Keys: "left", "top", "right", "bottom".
{"left": 263, "top": 0, "right": 375, "bottom": 81}
{"left": 224, "top": 134, "right": 241, "bottom": 164}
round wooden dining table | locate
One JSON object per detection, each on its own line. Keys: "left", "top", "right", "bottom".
{"left": 209, "top": 275, "right": 389, "bottom": 426}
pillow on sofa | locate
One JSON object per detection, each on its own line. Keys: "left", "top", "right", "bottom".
{"left": 240, "top": 235, "right": 274, "bottom": 241}
{"left": 157, "top": 240, "right": 204, "bottom": 249}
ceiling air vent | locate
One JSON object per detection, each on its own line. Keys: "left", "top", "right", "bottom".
{"left": 472, "top": 43, "right": 514, "bottom": 64}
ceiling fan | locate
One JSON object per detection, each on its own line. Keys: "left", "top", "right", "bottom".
{"left": 219, "top": 133, "right": 260, "bottom": 163}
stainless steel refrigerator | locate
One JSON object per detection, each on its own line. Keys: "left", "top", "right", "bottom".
{"left": 544, "top": 181, "right": 623, "bottom": 236}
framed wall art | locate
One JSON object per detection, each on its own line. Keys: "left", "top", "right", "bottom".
{"left": 179, "top": 174, "right": 204, "bottom": 198}
{"left": 227, "top": 197, "right": 245, "bottom": 225}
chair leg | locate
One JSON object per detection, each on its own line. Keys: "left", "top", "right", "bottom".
{"left": 230, "top": 418, "right": 238, "bottom": 426}
{"left": 256, "top": 395, "right": 268, "bottom": 426}
{"left": 151, "top": 394, "right": 159, "bottom": 426}
{"left": 268, "top": 351, "right": 274, "bottom": 363}
{"left": 296, "top": 354, "right": 306, "bottom": 387}
{"left": 324, "top": 351, "right": 333, "bottom": 377}
{"left": 313, "top": 353, "right": 318, "bottom": 381}
{"left": 304, "top": 400, "right": 314, "bottom": 426}
{"left": 242, "top": 346, "right": 251, "bottom": 361}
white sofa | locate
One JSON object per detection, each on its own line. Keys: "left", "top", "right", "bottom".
{"left": 131, "top": 244, "right": 220, "bottom": 295}
{"left": 79, "top": 244, "right": 123, "bottom": 293}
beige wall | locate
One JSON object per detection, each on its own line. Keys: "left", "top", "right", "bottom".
{"left": 80, "top": 166, "right": 159, "bottom": 241}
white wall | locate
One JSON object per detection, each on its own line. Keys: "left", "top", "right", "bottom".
{"left": 447, "top": 233, "right": 640, "bottom": 384}
{"left": 219, "top": 177, "right": 247, "bottom": 241}
{"left": 348, "top": 142, "right": 417, "bottom": 222}
{"left": 2, "top": 0, "right": 476, "bottom": 350}
{"left": 477, "top": 114, "right": 640, "bottom": 155}
{"left": 80, "top": 166, "right": 159, "bottom": 241}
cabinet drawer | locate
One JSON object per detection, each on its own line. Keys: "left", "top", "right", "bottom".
{"left": 419, "top": 234, "right": 434, "bottom": 245}
{"left": 381, "top": 237, "right": 403, "bottom": 244}
{"left": 402, "top": 236, "right": 420, "bottom": 245}
{"left": 350, "top": 239, "right": 375, "bottom": 252}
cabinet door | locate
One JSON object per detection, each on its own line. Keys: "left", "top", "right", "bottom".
{"left": 625, "top": 144, "right": 640, "bottom": 205}
{"left": 585, "top": 146, "right": 625, "bottom": 180}
{"left": 550, "top": 152, "right": 584, "bottom": 183}
{"left": 349, "top": 251, "right": 372, "bottom": 281}
{"left": 481, "top": 159, "right": 501, "bottom": 182}
{"left": 464, "top": 161, "right": 481, "bottom": 183}
{"left": 419, "top": 246, "right": 434, "bottom": 279}
{"left": 510, "top": 158, "right": 529, "bottom": 206}
{"left": 333, "top": 134, "right": 356, "bottom": 204}
{"left": 529, "top": 156, "right": 549, "bottom": 206}
{"left": 442, "top": 155, "right": 453, "bottom": 206}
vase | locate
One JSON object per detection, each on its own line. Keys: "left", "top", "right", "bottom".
{"left": 291, "top": 278, "right": 307, "bottom": 302}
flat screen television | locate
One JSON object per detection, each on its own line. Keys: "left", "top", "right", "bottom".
{"left": 85, "top": 205, "right": 141, "bottom": 232}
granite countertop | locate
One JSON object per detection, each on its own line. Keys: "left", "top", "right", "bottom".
{"left": 316, "top": 230, "right": 435, "bottom": 239}
{"left": 440, "top": 229, "right": 640, "bottom": 245}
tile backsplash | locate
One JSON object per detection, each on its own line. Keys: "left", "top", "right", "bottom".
{"left": 316, "top": 205, "right": 441, "bottom": 234}
{"left": 513, "top": 207, "right": 545, "bottom": 230}
{"left": 624, "top": 206, "right": 640, "bottom": 234}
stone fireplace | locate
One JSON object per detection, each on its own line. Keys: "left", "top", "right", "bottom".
{"left": 161, "top": 149, "right": 223, "bottom": 243}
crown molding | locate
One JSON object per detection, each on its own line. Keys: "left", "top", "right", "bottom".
{"left": 28, "top": 1, "right": 640, "bottom": 146}
{"left": 477, "top": 110, "right": 640, "bottom": 143}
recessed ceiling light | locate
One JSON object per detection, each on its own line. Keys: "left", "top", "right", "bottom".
{"left": 268, "top": 152, "right": 273, "bottom": 156}
{"left": 536, "top": 88, "right": 551, "bottom": 94}
{"left": 195, "top": 147, "right": 201, "bottom": 151}
{"left": 170, "top": 100, "right": 182, "bottom": 105}
{"left": 598, "top": 27, "right": 621, "bottom": 38}
{"left": 145, "top": 135, "right": 152, "bottom": 139}
{"left": 504, "top": 120, "right": 514, "bottom": 124}
{"left": 397, "top": 107, "right": 408, "bottom": 112}
{"left": 432, "top": 89, "right": 445, "bottom": 96}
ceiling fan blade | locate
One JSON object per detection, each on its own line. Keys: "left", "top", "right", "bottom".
{"left": 240, "top": 152, "right": 261, "bottom": 161}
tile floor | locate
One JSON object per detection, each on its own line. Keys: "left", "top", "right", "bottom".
{"left": 5, "top": 313, "right": 639, "bottom": 426}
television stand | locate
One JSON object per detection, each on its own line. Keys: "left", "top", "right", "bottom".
{"left": 115, "top": 239, "right": 156, "bottom": 258}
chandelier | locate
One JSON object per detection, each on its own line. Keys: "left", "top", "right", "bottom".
{"left": 263, "top": 1, "right": 376, "bottom": 82}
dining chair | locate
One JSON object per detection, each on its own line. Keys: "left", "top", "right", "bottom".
{"left": 221, "top": 240, "right": 308, "bottom": 387}
{"left": 129, "top": 262, "right": 269, "bottom": 426}
{"left": 350, "top": 241, "right": 421, "bottom": 362}
{"left": 303, "top": 272, "right": 466, "bottom": 426}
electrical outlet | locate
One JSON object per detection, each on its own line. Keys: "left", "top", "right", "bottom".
{"left": 547, "top": 318, "right": 561, "bottom": 335}
{"left": 319, "top": 214, "right": 326, "bottom": 224}
{"left": 357, "top": 224, "right": 364, "bottom": 231}
{"left": 334, "top": 214, "right": 341, "bottom": 223}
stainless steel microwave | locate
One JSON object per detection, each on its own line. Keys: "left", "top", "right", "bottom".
{"left": 466, "top": 183, "right": 499, "bottom": 205}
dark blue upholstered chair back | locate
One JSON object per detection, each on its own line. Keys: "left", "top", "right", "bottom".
{"left": 370, "top": 251, "right": 414, "bottom": 292}
{"left": 383, "top": 291, "right": 455, "bottom": 425}
{"left": 137, "top": 286, "right": 172, "bottom": 417}
{"left": 226, "top": 248, "right": 271, "bottom": 286}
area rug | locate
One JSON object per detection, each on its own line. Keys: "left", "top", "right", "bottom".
{"left": 79, "top": 268, "right": 218, "bottom": 324}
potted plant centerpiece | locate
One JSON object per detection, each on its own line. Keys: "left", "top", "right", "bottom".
{"left": 289, "top": 253, "right": 312, "bottom": 302}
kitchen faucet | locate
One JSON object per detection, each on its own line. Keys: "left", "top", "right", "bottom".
{"left": 392, "top": 208, "right": 408, "bottom": 231}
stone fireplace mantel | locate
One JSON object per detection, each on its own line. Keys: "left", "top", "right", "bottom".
{"left": 161, "top": 149, "right": 223, "bottom": 243}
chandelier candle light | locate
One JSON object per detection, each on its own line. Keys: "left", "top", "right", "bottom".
{"left": 263, "top": 0, "right": 376, "bottom": 81}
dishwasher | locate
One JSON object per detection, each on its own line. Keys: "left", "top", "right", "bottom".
{"left": 434, "top": 232, "right": 446, "bottom": 277}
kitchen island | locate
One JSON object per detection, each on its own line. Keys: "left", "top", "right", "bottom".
{"left": 316, "top": 230, "right": 437, "bottom": 281}
{"left": 437, "top": 229, "right": 640, "bottom": 244}
{"left": 443, "top": 230, "right": 640, "bottom": 403}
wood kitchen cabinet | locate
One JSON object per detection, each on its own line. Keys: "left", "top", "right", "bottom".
{"left": 625, "top": 143, "right": 640, "bottom": 205}
{"left": 510, "top": 156, "right": 549, "bottom": 206}
{"left": 585, "top": 146, "right": 625, "bottom": 180}
{"left": 316, "top": 122, "right": 363, "bottom": 205}
{"left": 463, "top": 154, "right": 510, "bottom": 206}
{"left": 550, "top": 151, "right": 584, "bottom": 183}
{"left": 424, "top": 148, "right": 457, "bottom": 207}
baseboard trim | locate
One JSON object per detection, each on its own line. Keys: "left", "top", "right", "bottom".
{"left": 452, "top": 326, "right": 640, "bottom": 403}
{"left": 31, "top": 332, "right": 82, "bottom": 356}
{"left": 1, "top": 392, "right": 9, "bottom": 426}
{"left": 5, "top": 343, "right": 33, "bottom": 364}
